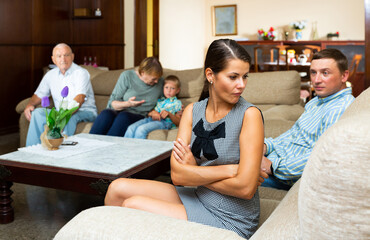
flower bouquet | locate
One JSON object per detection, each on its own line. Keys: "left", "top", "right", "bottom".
{"left": 258, "top": 27, "right": 276, "bottom": 41}
{"left": 40, "top": 86, "right": 79, "bottom": 150}
{"left": 290, "top": 20, "right": 307, "bottom": 30}
{"left": 290, "top": 20, "right": 307, "bottom": 40}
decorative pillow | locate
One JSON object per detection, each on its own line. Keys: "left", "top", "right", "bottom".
{"left": 299, "top": 108, "right": 370, "bottom": 239}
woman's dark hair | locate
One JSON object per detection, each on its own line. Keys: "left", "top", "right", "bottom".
{"left": 199, "top": 39, "right": 251, "bottom": 101}
{"left": 312, "top": 48, "right": 348, "bottom": 74}
{"left": 138, "top": 56, "right": 163, "bottom": 77}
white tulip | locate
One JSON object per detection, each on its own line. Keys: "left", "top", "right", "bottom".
{"left": 67, "top": 100, "right": 80, "bottom": 110}
{"left": 60, "top": 99, "right": 68, "bottom": 109}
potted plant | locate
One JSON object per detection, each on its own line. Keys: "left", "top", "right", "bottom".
{"left": 40, "top": 86, "right": 79, "bottom": 150}
{"left": 258, "top": 27, "right": 276, "bottom": 41}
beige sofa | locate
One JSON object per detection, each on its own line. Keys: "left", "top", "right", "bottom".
{"left": 16, "top": 66, "right": 303, "bottom": 147}
{"left": 54, "top": 87, "right": 370, "bottom": 239}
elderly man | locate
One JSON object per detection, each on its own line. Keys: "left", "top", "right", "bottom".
{"left": 24, "top": 43, "right": 97, "bottom": 146}
{"left": 260, "top": 48, "right": 355, "bottom": 190}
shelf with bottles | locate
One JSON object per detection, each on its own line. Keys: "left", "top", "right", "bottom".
{"left": 73, "top": 7, "right": 102, "bottom": 19}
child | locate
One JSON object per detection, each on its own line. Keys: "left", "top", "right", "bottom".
{"left": 124, "top": 75, "right": 182, "bottom": 139}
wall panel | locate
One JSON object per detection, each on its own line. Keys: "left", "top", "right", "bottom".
{"left": 0, "top": 46, "right": 32, "bottom": 133}
{"left": 0, "top": 1, "right": 32, "bottom": 44}
{"left": 0, "top": 0, "right": 125, "bottom": 134}
{"left": 32, "top": 0, "right": 72, "bottom": 44}
{"left": 73, "top": 0, "right": 124, "bottom": 44}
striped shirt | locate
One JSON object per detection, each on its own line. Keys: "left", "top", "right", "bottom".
{"left": 265, "top": 87, "right": 354, "bottom": 185}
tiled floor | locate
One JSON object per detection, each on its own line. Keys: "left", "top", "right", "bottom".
{"left": 0, "top": 132, "right": 103, "bottom": 239}
{"left": 0, "top": 132, "right": 171, "bottom": 239}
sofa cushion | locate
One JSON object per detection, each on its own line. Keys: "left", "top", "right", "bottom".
{"left": 163, "top": 68, "right": 204, "bottom": 99}
{"left": 93, "top": 95, "right": 109, "bottom": 114}
{"left": 91, "top": 69, "right": 125, "bottom": 95}
{"left": 54, "top": 206, "right": 245, "bottom": 240}
{"left": 298, "top": 88, "right": 370, "bottom": 239}
{"left": 243, "top": 71, "right": 301, "bottom": 105}
{"left": 250, "top": 180, "right": 301, "bottom": 239}
{"left": 261, "top": 104, "right": 304, "bottom": 121}
{"left": 339, "top": 86, "right": 370, "bottom": 120}
{"left": 264, "top": 119, "right": 295, "bottom": 139}
{"left": 258, "top": 187, "right": 287, "bottom": 228}
{"left": 80, "top": 65, "right": 108, "bottom": 80}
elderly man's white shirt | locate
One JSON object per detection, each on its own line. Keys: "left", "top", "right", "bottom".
{"left": 35, "top": 63, "right": 97, "bottom": 115}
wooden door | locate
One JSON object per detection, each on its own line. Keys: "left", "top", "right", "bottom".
{"left": 134, "top": 0, "right": 159, "bottom": 66}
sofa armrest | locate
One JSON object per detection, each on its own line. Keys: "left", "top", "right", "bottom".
{"left": 250, "top": 180, "right": 300, "bottom": 240}
{"left": 15, "top": 98, "right": 31, "bottom": 114}
{"left": 54, "top": 206, "right": 244, "bottom": 240}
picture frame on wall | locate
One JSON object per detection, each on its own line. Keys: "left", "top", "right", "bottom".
{"left": 212, "top": 5, "right": 238, "bottom": 36}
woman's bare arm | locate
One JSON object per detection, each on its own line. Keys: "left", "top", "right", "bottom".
{"left": 204, "top": 107, "right": 264, "bottom": 199}
{"left": 170, "top": 104, "right": 237, "bottom": 186}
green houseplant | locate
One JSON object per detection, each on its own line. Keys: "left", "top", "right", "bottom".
{"left": 41, "top": 86, "right": 79, "bottom": 149}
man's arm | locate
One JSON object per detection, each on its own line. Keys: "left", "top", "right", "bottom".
{"left": 271, "top": 149, "right": 312, "bottom": 181}
{"left": 24, "top": 94, "right": 42, "bottom": 121}
{"left": 71, "top": 94, "right": 85, "bottom": 114}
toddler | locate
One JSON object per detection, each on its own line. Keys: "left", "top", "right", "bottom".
{"left": 124, "top": 75, "right": 182, "bottom": 139}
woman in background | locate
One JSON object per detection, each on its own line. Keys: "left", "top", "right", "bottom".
{"left": 90, "top": 57, "right": 164, "bottom": 136}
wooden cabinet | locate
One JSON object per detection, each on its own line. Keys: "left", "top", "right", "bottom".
{"left": 237, "top": 40, "right": 365, "bottom": 71}
{"left": 0, "top": 0, "right": 124, "bottom": 134}
{"left": 237, "top": 40, "right": 366, "bottom": 97}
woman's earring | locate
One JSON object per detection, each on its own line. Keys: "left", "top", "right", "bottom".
{"left": 210, "top": 81, "right": 213, "bottom": 85}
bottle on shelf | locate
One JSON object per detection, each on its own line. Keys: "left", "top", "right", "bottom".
{"left": 95, "top": 8, "right": 102, "bottom": 17}
{"left": 88, "top": 56, "right": 92, "bottom": 66}
{"left": 83, "top": 56, "right": 87, "bottom": 65}
{"left": 93, "top": 57, "right": 98, "bottom": 68}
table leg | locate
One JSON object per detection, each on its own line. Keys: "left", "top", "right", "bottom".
{"left": 0, "top": 181, "right": 14, "bottom": 224}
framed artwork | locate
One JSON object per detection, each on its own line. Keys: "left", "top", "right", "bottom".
{"left": 212, "top": 5, "right": 238, "bottom": 36}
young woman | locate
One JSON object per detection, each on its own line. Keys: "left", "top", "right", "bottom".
{"left": 104, "top": 39, "right": 264, "bottom": 239}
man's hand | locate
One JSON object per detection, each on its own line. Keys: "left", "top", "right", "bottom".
{"left": 128, "top": 96, "right": 145, "bottom": 107}
{"left": 261, "top": 156, "right": 273, "bottom": 175}
{"left": 263, "top": 143, "right": 267, "bottom": 155}
{"left": 258, "top": 170, "right": 269, "bottom": 186}
{"left": 24, "top": 104, "right": 35, "bottom": 122}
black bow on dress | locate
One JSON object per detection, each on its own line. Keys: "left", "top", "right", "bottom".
{"left": 191, "top": 119, "right": 225, "bottom": 160}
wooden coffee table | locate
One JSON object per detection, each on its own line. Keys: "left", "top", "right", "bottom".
{"left": 0, "top": 134, "right": 173, "bottom": 224}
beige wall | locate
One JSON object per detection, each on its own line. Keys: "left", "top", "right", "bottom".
{"left": 157, "top": 0, "right": 364, "bottom": 70}
{"left": 124, "top": 0, "right": 135, "bottom": 69}
{"left": 205, "top": 0, "right": 364, "bottom": 44}
{"left": 159, "top": 0, "right": 206, "bottom": 69}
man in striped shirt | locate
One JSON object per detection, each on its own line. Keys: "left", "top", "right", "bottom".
{"left": 260, "top": 49, "right": 355, "bottom": 190}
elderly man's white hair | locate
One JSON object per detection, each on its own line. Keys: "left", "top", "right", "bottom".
{"left": 52, "top": 43, "right": 73, "bottom": 55}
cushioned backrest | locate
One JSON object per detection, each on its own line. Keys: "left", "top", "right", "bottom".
{"left": 163, "top": 68, "right": 204, "bottom": 99}
{"left": 242, "top": 71, "right": 301, "bottom": 105}
{"left": 298, "top": 88, "right": 370, "bottom": 239}
{"left": 340, "top": 87, "right": 370, "bottom": 120}
{"left": 91, "top": 69, "right": 125, "bottom": 95}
